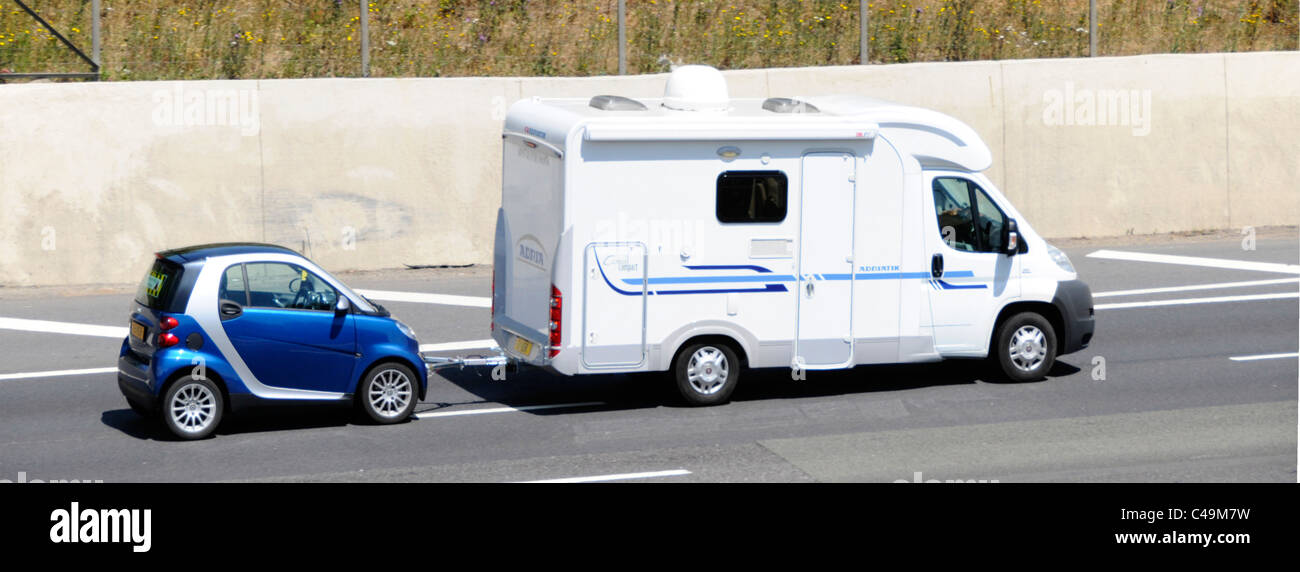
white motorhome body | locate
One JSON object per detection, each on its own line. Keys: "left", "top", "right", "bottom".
{"left": 492, "top": 66, "right": 1094, "bottom": 403}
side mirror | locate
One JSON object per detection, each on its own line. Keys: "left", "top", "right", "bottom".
{"left": 1003, "top": 219, "right": 1020, "bottom": 255}
{"left": 335, "top": 297, "right": 351, "bottom": 315}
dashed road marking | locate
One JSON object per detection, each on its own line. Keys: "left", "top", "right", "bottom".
{"left": 1086, "top": 250, "right": 1300, "bottom": 275}
{"left": 514, "top": 469, "right": 691, "bottom": 483}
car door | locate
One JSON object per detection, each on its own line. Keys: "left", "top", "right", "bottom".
{"left": 219, "top": 261, "right": 358, "bottom": 393}
{"left": 924, "top": 173, "right": 1019, "bottom": 355}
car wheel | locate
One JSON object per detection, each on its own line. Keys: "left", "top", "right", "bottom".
{"left": 674, "top": 341, "right": 740, "bottom": 406}
{"left": 161, "top": 377, "right": 223, "bottom": 440}
{"left": 359, "top": 362, "right": 418, "bottom": 424}
{"left": 993, "top": 312, "right": 1057, "bottom": 382}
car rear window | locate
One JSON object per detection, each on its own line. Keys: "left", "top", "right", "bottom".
{"left": 135, "top": 259, "right": 184, "bottom": 310}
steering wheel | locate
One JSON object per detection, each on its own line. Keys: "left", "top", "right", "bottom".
{"left": 290, "top": 277, "right": 314, "bottom": 309}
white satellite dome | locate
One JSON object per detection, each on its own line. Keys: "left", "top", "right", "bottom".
{"left": 662, "top": 65, "right": 731, "bottom": 112}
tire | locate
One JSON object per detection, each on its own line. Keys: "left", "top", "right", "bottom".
{"left": 161, "top": 377, "right": 224, "bottom": 440}
{"left": 673, "top": 341, "right": 741, "bottom": 406}
{"left": 358, "top": 362, "right": 418, "bottom": 424}
{"left": 992, "top": 312, "right": 1057, "bottom": 382}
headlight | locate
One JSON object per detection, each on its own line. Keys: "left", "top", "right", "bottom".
{"left": 1047, "top": 244, "right": 1076, "bottom": 273}
{"left": 394, "top": 319, "right": 418, "bottom": 342}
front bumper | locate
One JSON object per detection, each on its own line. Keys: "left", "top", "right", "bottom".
{"left": 1052, "top": 279, "right": 1095, "bottom": 355}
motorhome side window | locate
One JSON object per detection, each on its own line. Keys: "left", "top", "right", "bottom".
{"left": 716, "top": 171, "right": 787, "bottom": 223}
{"left": 931, "top": 177, "right": 1008, "bottom": 253}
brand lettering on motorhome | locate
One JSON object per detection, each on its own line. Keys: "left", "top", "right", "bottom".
{"left": 1041, "top": 82, "right": 1152, "bottom": 136}
{"left": 859, "top": 264, "right": 901, "bottom": 272}
{"left": 516, "top": 236, "right": 546, "bottom": 269}
{"left": 49, "top": 502, "right": 152, "bottom": 553}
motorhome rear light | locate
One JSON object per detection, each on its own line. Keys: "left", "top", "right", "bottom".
{"left": 549, "top": 285, "right": 562, "bottom": 357}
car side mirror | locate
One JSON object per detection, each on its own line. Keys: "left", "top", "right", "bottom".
{"left": 335, "top": 297, "right": 351, "bottom": 315}
{"left": 1003, "top": 218, "right": 1020, "bottom": 255}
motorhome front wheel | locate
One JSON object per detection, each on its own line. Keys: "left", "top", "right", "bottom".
{"left": 674, "top": 341, "right": 741, "bottom": 405}
{"left": 993, "top": 313, "right": 1058, "bottom": 382}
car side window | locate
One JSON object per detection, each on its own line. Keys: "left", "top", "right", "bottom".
{"left": 244, "top": 262, "right": 339, "bottom": 311}
{"left": 932, "top": 178, "right": 978, "bottom": 252}
{"left": 932, "top": 177, "right": 1008, "bottom": 254}
{"left": 972, "top": 187, "right": 1007, "bottom": 253}
{"left": 220, "top": 264, "right": 249, "bottom": 305}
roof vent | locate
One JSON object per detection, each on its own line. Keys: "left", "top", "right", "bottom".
{"left": 762, "top": 97, "right": 820, "bottom": 114}
{"left": 589, "top": 95, "right": 648, "bottom": 111}
{"left": 662, "top": 65, "right": 730, "bottom": 112}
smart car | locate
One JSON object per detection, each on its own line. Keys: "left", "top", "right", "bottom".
{"left": 117, "top": 243, "right": 427, "bottom": 439}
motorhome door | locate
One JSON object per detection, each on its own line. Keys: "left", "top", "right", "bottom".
{"left": 582, "top": 242, "right": 648, "bottom": 368}
{"left": 795, "top": 152, "right": 856, "bottom": 369}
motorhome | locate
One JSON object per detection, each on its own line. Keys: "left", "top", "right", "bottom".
{"left": 491, "top": 65, "right": 1094, "bottom": 404}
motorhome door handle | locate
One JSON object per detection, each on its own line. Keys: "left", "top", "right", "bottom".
{"left": 931, "top": 253, "right": 944, "bottom": 278}
{"left": 805, "top": 282, "right": 814, "bottom": 297}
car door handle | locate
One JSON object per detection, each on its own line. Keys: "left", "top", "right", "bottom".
{"left": 220, "top": 300, "right": 243, "bottom": 320}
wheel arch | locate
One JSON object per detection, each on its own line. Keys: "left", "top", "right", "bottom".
{"left": 354, "top": 355, "right": 427, "bottom": 401}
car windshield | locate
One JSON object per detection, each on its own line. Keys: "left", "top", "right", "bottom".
{"left": 135, "top": 259, "right": 184, "bottom": 310}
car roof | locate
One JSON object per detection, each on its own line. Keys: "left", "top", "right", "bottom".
{"left": 157, "top": 242, "right": 303, "bottom": 263}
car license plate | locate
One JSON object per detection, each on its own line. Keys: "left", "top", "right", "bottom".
{"left": 130, "top": 321, "right": 146, "bottom": 341}
{"left": 513, "top": 336, "right": 534, "bottom": 357}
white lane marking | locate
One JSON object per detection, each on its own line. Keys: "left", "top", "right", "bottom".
{"left": 1093, "top": 278, "right": 1300, "bottom": 298}
{"left": 1095, "top": 292, "right": 1298, "bottom": 310}
{"left": 0, "top": 317, "right": 128, "bottom": 338}
{"left": 355, "top": 289, "right": 491, "bottom": 308}
{"left": 515, "top": 469, "right": 692, "bottom": 484}
{"left": 1086, "top": 249, "right": 1300, "bottom": 275}
{"left": 415, "top": 401, "right": 604, "bottom": 419}
{"left": 1229, "top": 352, "right": 1299, "bottom": 362}
{"left": 0, "top": 367, "right": 117, "bottom": 381}
{"left": 419, "top": 339, "right": 498, "bottom": 352}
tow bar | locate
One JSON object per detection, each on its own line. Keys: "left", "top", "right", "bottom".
{"left": 422, "top": 351, "right": 511, "bottom": 373}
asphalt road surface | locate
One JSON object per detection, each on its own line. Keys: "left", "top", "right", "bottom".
{"left": 0, "top": 232, "right": 1295, "bottom": 483}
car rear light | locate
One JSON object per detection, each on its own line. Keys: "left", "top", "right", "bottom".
{"left": 157, "top": 332, "right": 180, "bottom": 348}
{"left": 159, "top": 316, "right": 179, "bottom": 330}
{"left": 548, "top": 284, "right": 562, "bottom": 357}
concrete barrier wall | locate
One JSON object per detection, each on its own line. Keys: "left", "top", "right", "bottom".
{"left": 1, "top": 52, "right": 1296, "bottom": 287}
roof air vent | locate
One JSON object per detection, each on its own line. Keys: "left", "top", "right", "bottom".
{"left": 589, "top": 95, "right": 648, "bottom": 111}
{"left": 662, "top": 65, "right": 730, "bottom": 112}
{"left": 762, "top": 98, "right": 820, "bottom": 114}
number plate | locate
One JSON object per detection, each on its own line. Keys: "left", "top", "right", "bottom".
{"left": 512, "top": 336, "right": 534, "bottom": 357}
{"left": 130, "top": 321, "right": 146, "bottom": 341}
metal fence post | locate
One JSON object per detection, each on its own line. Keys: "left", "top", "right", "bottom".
{"left": 360, "top": 0, "right": 370, "bottom": 77}
{"left": 91, "top": 0, "right": 101, "bottom": 74}
{"left": 618, "top": 0, "right": 626, "bottom": 75}
{"left": 1089, "top": 0, "right": 1097, "bottom": 57}
{"left": 860, "top": 0, "right": 869, "bottom": 64}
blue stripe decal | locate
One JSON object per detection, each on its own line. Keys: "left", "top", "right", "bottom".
{"left": 683, "top": 264, "right": 772, "bottom": 273}
{"left": 604, "top": 263, "right": 985, "bottom": 295}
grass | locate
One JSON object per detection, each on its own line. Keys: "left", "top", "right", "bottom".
{"left": 1, "top": 0, "right": 1296, "bottom": 81}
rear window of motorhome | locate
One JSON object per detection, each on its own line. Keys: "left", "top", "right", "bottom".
{"left": 716, "top": 171, "right": 787, "bottom": 223}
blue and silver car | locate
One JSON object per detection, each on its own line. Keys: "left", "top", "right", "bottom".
{"left": 117, "top": 243, "right": 427, "bottom": 439}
